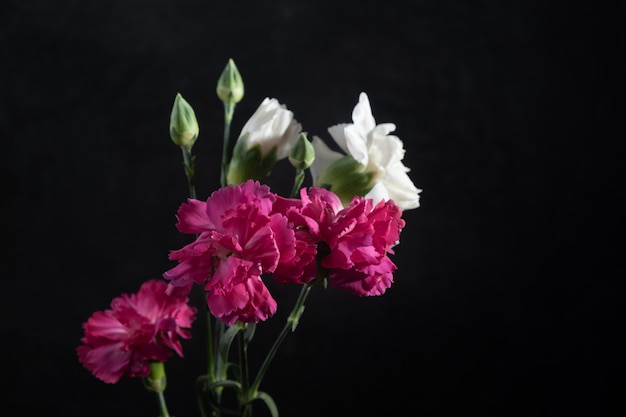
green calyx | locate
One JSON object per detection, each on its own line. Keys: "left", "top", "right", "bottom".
{"left": 315, "top": 155, "right": 375, "bottom": 205}
{"left": 226, "top": 134, "right": 278, "bottom": 185}
{"left": 143, "top": 361, "right": 167, "bottom": 393}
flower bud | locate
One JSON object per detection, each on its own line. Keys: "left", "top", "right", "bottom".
{"left": 169, "top": 93, "right": 199, "bottom": 150}
{"left": 315, "top": 155, "right": 376, "bottom": 206}
{"left": 289, "top": 133, "right": 315, "bottom": 170}
{"left": 216, "top": 58, "right": 244, "bottom": 105}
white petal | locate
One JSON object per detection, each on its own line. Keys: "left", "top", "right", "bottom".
{"left": 352, "top": 92, "right": 376, "bottom": 135}
{"left": 240, "top": 98, "right": 274, "bottom": 133}
{"left": 276, "top": 119, "right": 302, "bottom": 160}
{"left": 343, "top": 124, "right": 369, "bottom": 166}
{"left": 369, "top": 133, "right": 404, "bottom": 168}
{"left": 239, "top": 97, "right": 300, "bottom": 159}
{"left": 327, "top": 123, "right": 350, "bottom": 154}
{"left": 382, "top": 167, "right": 421, "bottom": 210}
{"left": 365, "top": 182, "right": 390, "bottom": 205}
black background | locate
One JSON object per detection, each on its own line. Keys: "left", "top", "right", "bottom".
{"left": 2, "top": 1, "right": 623, "bottom": 416}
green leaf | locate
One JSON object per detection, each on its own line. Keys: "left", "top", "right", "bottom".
{"left": 243, "top": 322, "right": 257, "bottom": 345}
{"left": 207, "top": 379, "right": 242, "bottom": 392}
{"left": 254, "top": 391, "right": 279, "bottom": 417}
{"left": 288, "top": 305, "right": 305, "bottom": 332}
{"left": 219, "top": 325, "right": 242, "bottom": 363}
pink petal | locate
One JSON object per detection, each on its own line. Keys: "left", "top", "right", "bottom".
{"left": 176, "top": 199, "right": 212, "bottom": 233}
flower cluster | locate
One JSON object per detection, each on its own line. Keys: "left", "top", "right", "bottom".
{"left": 163, "top": 179, "right": 405, "bottom": 326}
{"left": 77, "top": 58, "right": 421, "bottom": 417}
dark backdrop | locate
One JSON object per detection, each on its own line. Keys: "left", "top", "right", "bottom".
{"left": 2, "top": 1, "right": 623, "bottom": 416}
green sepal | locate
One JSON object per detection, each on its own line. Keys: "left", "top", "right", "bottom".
{"left": 315, "top": 155, "right": 375, "bottom": 205}
{"left": 143, "top": 361, "right": 167, "bottom": 393}
{"left": 169, "top": 93, "right": 199, "bottom": 150}
{"left": 226, "top": 134, "right": 278, "bottom": 185}
{"left": 289, "top": 132, "right": 315, "bottom": 170}
{"left": 216, "top": 58, "right": 244, "bottom": 105}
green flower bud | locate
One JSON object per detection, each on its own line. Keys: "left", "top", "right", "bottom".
{"left": 216, "top": 58, "right": 244, "bottom": 105}
{"left": 169, "top": 93, "right": 199, "bottom": 150}
{"left": 289, "top": 133, "right": 315, "bottom": 170}
{"left": 315, "top": 155, "right": 376, "bottom": 206}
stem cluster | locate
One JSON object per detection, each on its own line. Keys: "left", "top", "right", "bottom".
{"left": 161, "top": 84, "right": 316, "bottom": 417}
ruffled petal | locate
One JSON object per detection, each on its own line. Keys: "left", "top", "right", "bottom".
{"left": 77, "top": 342, "right": 132, "bottom": 384}
{"left": 206, "top": 256, "right": 276, "bottom": 325}
{"left": 175, "top": 199, "right": 212, "bottom": 233}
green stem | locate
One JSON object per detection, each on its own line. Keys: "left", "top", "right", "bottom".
{"left": 181, "top": 147, "right": 197, "bottom": 199}
{"left": 207, "top": 310, "right": 216, "bottom": 380}
{"left": 195, "top": 378, "right": 210, "bottom": 417}
{"left": 182, "top": 146, "right": 217, "bottom": 415}
{"left": 238, "top": 331, "right": 250, "bottom": 392}
{"left": 155, "top": 390, "right": 171, "bottom": 417}
{"left": 238, "top": 331, "right": 252, "bottom": 416}
{"left": 203, "top": 316, "right": 226, "bottom": 417}
{"left": 290, "top": 169, "right": 305, "bottom": 198}
{"left": 215, "top": 319, "right": 226, "bottom": 375}
{"left": 242, "top": 404, "right": 253, "bottom": 417}
{"left": 221, "top": 102, "right": 236, "bottom": 187}
{"left": 250, "top": 283, "right": 312, "bottom": 393}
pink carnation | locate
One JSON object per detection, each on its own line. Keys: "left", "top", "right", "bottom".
{"left": 76, "top": 279, "right": 196, "bottom": 384}
{"left": 163, "top": 180, "right": 298, "bottom": 325}
{"left": 274, "top": 187, "right": 406, "bottom": 296}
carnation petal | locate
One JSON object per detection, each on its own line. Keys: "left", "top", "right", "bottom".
{"left": 207, "top": 256, "right": 276, "bottom": 325}
{"left": 77, "top": 342, "right": 132, "bottom": 384}
{"left": 242, "top": 223, "right": 280, "bottom": 272}
{"left": 239, "top": 98, "right": 301, "bottom": 160}
{"left": 327, "top": 123, "right": 350, "bottom": 154}
{"left": 352, "top": 92, "right": 377, "bottom": 135}
{"left": 328, "top": 258, "right": 395, "bottom": 297}
{"left": 176, "top": 199, "right": 212, "bottom": 233}
{"left": 343, "top": 124, "right": 369, "bottom": 166}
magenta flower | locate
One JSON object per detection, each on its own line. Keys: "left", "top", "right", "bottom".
{"left": 163, "top": 180, "right": 299, "bottom": 325}
{"left": 274, "top": 187, "right": 406, "bottom": 296}
{"left": 76, "top": 279, "right": 196, "bottom": 384}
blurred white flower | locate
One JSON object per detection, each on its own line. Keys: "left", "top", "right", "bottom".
{"left": 310, "top": 92, "right": 421, "bottom": 210}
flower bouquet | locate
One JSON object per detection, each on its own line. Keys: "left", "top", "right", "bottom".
{"left": 77, "top": 59, "right": 421, "bottom": 417}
